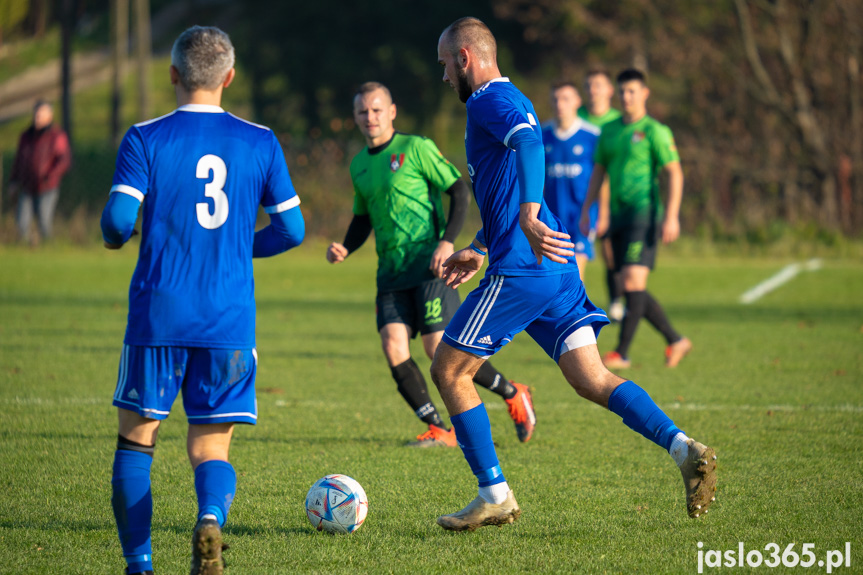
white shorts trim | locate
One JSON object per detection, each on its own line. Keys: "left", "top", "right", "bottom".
{"left": 113, "top": 397, "right": 170, "bottom": 416}
{"left": 187, "top": 412, "right": 258, "bottom": 421}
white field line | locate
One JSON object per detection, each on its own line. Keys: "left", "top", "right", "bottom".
{"left": 268, "top": 399, "right": 863, "bottom": 413}
{"left": 739, "top": 258, "right": 822, "bottom": 304}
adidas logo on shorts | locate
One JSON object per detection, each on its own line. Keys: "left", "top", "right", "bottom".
{"left": 128, "top": 388, "right": 139, "bottom": 400}
{"left": 478, "top": 335, "right": 493, "bottom": 345}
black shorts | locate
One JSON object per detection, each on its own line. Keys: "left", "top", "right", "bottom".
{"left": 376, "top": 278, "right": 461, "bottom": 337}
{"left": 609, "top": 219, "right": 659, "bottom": 272}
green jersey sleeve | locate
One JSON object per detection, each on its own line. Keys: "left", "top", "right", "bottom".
{"left": 650, "top": 124, "right": 680, "bottom": 168}
{"left": 414, "top": 138, "right": 461, "bottom": 192}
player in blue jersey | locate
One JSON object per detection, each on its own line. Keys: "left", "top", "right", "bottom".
{"left": 101, "top": 27, "right": 305, "bottom": 575}
{"left": 431, "top": 17, "right": 717, "bottom": 531}
{"left": 542, "top": 81, "right": 601, "bottom": 281}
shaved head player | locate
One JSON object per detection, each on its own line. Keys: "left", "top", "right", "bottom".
{"left": 428, "top": 17, "right": 717, "bottom": 531}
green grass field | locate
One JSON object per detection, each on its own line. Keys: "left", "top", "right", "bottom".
{"left": 1, "top": 241, "right": 861, "bottom": 574}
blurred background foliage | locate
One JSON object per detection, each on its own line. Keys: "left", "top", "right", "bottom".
{"left": 1, "top": 0, "right": 861, "bottom": 245}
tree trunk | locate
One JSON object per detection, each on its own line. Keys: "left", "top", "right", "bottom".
{"left": 111, "top": 0, "right": 129, "bottom": 150}
{"left": 135, "top": 0, "right": 151, "bottom": 122}
{"left": 783, "top": 169, "right": 798, "bottom": 225}
{"left": 847, "top": 52, "right": 863, "bottom": 233}
{"left": 30, "top": 0, "right": 48, "bottom": 38}
{"left": 819, "top": 175, "right": 839, "bottom": 229}
{"left": 61, "top": 0, "right": 75, "bottom": 144}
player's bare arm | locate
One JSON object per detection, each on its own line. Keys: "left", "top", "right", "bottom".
{"left": 429, "top": 240, "right": 455, "bottom": 278}
{"left": 661, "top": 160, "right": 683, "bottom": 243}
{"left": 580, "top": 164, "right": 606, "bottom": 236}
{"left": 520, "top": 203, "right": 574, "bottom": 265}
{"left": 596, "top": 177, "right": 611, "bottom": 237}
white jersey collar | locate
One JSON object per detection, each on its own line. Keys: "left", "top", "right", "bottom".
{"left": 177, "top": 104, "right": 225, "bottom": 113}
{"left": 475, "top": 77, "right": 510, "bottom": 93}
{"left": 553, "top": 118, "right": 585, "bottom": 141}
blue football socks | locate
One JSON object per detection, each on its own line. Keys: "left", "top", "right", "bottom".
{"left": 608, "top": 380, "right": 683, "bottom": 451}
{"left": 194, "top": 460, "right": 237, "bottom": 527}
{"left": 111, "top": 449, "right": 154, "bottom": 574}
{"left": 450, "top": 404, "right": 509, "bottom": 503}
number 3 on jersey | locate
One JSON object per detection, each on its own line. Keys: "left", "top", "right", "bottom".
{"left": 196, "top": 154, "right": 229, "bottom": 229}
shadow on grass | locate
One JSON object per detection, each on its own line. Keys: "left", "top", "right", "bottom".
{"left": 0, "top": 429, "right": 115, "bottom": 441}
{"left": 0, "top": 293, "right": 370, "bottom": 315}
{"left": 0, "top": 518, "right": 315, "bottom": 539}
{"left": 1, "top": 342, "right": 122, "bottom": 354}
{"left": 635, "top": 302, "right": 857, "bottom": 325}
{"left": 224, "top": 524, "right": 313, "bottom": 537}
{"left": 0, "top": 292, "right": 126, "bottom": 308}
{"left": 237, "top": 434, "right": 403, "bottom": 448}
{"left": 0, "top": 518, "right": 115, "bottom": 533}
{"left": 256, "top": 298, "right": 370, "bottom": 314}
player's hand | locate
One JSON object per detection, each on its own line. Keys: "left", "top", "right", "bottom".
{"left": 520, "top": 203, "right": 574, "bottom": 265}
{"left": 579, "top": 208, "right": 592, "bottom": 237}
{"left": 429, "top": 240, "right": 454, "bottom": 279}
{"left": 441, "top": 247, "right": 484, "bottom": 288}
{"left": 326, "top": 242, "right": 349, "bottom": 263}
{"left": 661, "top": 216, "right": 680, "bottom": 244}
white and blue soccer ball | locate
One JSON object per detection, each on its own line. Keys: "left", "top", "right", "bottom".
{"left": 304, "top": 474, "right": 369, "bottom": 534}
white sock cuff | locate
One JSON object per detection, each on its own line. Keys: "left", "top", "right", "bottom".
{"left": 478, "top": 481, "right": 510, "bottom": 504}
{"left": 669, "top": 432, "right": 690, "bottom": 467}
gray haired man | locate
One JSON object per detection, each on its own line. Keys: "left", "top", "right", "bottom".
{"left": 104, "top": 26, "right": 305, "bottom": 575}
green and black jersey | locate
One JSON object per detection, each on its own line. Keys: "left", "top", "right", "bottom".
{"left": 577, "top": 106, "right": 622, "bottom": 129}
{"left": 594, "top": 115, "right": 679, "bottom": 227}
{"left": 350, "top": 132, "right": 461, "bottom": 291}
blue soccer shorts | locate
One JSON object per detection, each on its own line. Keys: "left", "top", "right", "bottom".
{"left": 442, "top": 271, "right": 609, "bottom": 362}
{"left": 573, "top": 227, "right": 597, "bottom": 260}
{"left": 112, "top": 345, "right": 258, "bottom": 424}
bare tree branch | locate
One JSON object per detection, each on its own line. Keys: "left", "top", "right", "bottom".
{"left": 733, "top": 0, "right": 789, "bottom": 114}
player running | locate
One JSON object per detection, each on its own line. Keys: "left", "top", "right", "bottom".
{"left": 326, "top": 82, "right": 536, "bottom": 447}
{"left": 578, "top": 67, "right": 625, "bottom": 322}
{"left": 101, "top": 26, "right": 305, "bottom": 575}
{"left": 431, "top": 17, "right": 716, "bottom": 531}
{"left": 542, "top": 81, "right": 601, "bottom": 281}
{"left": 580, "top": 69, "right": 693, "bottom": 370}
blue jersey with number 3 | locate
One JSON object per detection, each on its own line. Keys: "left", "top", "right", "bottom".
{"left": 465, "top": 78, "right": 575, "bottom": 276}
{"left": 111, "top": 104, "right": 299, "bottom": 348}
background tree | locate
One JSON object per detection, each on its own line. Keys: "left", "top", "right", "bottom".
{"left": 493, "top": 0, "right": 863, "bottom": 234}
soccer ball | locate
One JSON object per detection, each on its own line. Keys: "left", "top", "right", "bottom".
{"left": 304, "top": 474, "right": 369, "bottom": 534}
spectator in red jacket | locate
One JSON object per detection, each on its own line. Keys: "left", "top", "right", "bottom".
{"left": 9, "top": 101, "right": 72, "bottom": 242}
